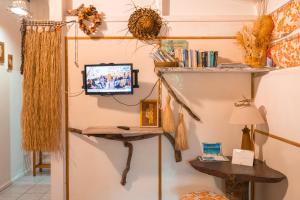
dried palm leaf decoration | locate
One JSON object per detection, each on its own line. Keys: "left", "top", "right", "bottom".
{"left": 236, "top": 0, "right": 274, "bottom": 68}
{"left": 128, "top": 7, "right": 163, "bottom": 41}
{"left": 162, "top": 94, "right": 176, "bottom": 133}
{"left": 22, "top": 25, "right": 62, "bottom": 152}
{"left": 175, "top": 111, "right": 188, "bottom": 151}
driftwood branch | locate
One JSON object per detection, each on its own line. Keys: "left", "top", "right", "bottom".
{"left": 121, "top": 142, "right": 133, "bottom": 185}
{"left": 160, "top": 76, "right": 201, "bottom": 121}
{"left": 68, "top": 127, "right": 182, "bottom": 185}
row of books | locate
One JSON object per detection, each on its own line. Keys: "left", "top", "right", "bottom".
{"left": 175, "top": 49, "right": 219, "bottom": 68}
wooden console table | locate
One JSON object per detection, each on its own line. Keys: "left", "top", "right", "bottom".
{"left": 190, "top": 157, "right": 286, "bottom": 200}
{"left": 69, "top": 127, "right": 182, "bottom": 185}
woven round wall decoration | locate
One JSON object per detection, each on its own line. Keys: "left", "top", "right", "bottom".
{"left": 128, "top": 8, "right": 162, "bottom": 41}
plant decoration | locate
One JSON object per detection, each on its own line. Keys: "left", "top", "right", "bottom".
{"left": 68, "top": 4, "right": 103, "bottom": 35}
{"left": 236, "top": 0, "right": 274, "bottom": 68}
{"left": 236, "top": 15, "right": 274, "bottom": 68}
{"left": 128, "top": 7, "right": 163, "bottom": 41}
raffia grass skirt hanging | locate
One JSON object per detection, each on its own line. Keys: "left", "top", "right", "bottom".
{"left": 22, "top": 29, "right": 62, "bottom": 152}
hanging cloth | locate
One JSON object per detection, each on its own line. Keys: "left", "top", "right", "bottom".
{"left": 175, "top": 111, "right": 188, "bottom": 151}
{"left": 22, "top": 25, "right": 62, "bottom": 152}
{"left": 162, "top": 93, "right": 176, "bottom": 133}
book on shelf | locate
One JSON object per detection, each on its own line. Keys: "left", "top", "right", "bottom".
{"left": 152, "top": 49, "right": 175, "bottom": 63}
{"left": 198, "top": 155, "right": 229, "bottom": 162}
{"left": 176, "top": 50, "right": 219, "bottom": 68}
{"left": 156, "top": 40, "right": 220, "bottom": 68}
{"left": 198, "top": 142, "right": 229, "bottom": 162}
{"left": 160, "top": 40, "right": 189, "bottom": 58}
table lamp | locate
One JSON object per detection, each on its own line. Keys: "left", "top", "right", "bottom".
{"left": 229, "top": 99, "right": 265, "bottom": 151}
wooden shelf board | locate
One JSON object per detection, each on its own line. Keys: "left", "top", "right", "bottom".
{"left": 155, "top": 67, "right": 276, "bottom": 75}
{"left": 82, "top": 126, "right": 164, "bottom": 135}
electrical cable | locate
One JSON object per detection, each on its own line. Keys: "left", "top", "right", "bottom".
{"left": 66, "top": 89, "right": 85, "bottom": 97}
{"left": 111, "top": 79, "right": 159, "bottom": 107}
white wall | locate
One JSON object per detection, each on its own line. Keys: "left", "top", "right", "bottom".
{"left": 0, "top": 0, "right": 28, "bottom": 191}
{"left": 168, "top": 0, "right": 257, "bottom": 16}
{"left": 253, "top": 1, "right": 300, "bottom": 199}
{"left": 30, "top": 0, "right": 49, "bottom": 20}
{"left": 38, "top": 0, "right": 300, "bottom": 199}
{"left": 66, "top": 38, "right": 251, "bottom": 200}
{"left": 57, "top": 1, "right": 257, "bottom": 200}
{"left": 254, "top": 67, "right": 300, "bottom": 200}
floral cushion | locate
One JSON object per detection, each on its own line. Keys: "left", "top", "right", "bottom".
{"left": 271, "top": 0, "right": 300, "bottom": 39}
{"left": 270, "top": 0, "right": 300, "bottom": 67}
{"left": 180, "top": 191, "right": 229, "bottom": 200}
{"left": 270, "top": 36, "right": 300, "bottom": 67}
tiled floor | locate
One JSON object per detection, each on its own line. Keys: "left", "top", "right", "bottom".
{"left": 0, "top": 171, "right": 50, "bottom": 200}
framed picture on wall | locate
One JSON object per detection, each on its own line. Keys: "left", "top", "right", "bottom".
{"left": 140, "top": 100, "right": 159, "bottom": 127}
{"left": 8, "top": 54, "right": 13, "bottom": 71}
{"left": 0, "top": 42, "right": 4, "bottom": 64}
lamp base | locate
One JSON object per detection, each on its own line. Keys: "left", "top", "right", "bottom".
{"left": 241, "top": 126, "right": 254, "bottom": 151}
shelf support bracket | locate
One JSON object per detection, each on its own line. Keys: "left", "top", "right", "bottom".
{"left": 68, "top": 128, "right": 182, "bottom": 185}
{"left": 121, "top": 141, "right": 133, "bottom": 185}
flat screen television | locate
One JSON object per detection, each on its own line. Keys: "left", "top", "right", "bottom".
{"left": 84, "top": 63, "right": 133, "bottom": 95}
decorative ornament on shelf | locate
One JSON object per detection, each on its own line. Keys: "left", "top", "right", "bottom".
{"left": 67, "top": 4, "right": 103, "bottom": 36}
{"left": 162, "top": 94, "right": 176, "bottom": 133}
{"left": 236, "top": 0, "right": 274, "bottom": 68}
{"left": 128, "top": 7, "right": 164, "bottom": 41}
{"left": 236, "top": 16, "right": 274, "bottom": 68}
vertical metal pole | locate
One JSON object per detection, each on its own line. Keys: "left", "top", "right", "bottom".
{"left": 65, "top": 37, "right": 70, "bottom": 200}
{"left": 250, "top": 73, "right": 255, "bottom": 200}
{"left": 158, "top": 77, "right": 162, "bottom": 200}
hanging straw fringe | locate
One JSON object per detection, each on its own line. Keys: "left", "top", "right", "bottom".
{"left": 175, "top": 110, "right": 188, "bottom": 151}
{"left": 162, "top": 94, "right": 176, "bottom": 133}
{"left": 22, "top": 28, "right": 62, "bottom": 152}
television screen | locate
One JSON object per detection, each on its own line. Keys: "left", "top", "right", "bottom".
{"left": 84, "top": 63, "right": 133, "bottom": 95}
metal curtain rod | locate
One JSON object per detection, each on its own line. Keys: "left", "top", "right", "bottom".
{"left": 22, "top": 20, "right": 76, "bottom": 27}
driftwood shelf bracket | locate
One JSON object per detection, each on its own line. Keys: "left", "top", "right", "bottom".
{"left": 121, "top": 141, "right": 133, "bottom": 185}
{"left": 158, "top": 74, "right": 201, "bottom": 121}
{"left": 68, "top": 128, "right": 182, "bottom": 185}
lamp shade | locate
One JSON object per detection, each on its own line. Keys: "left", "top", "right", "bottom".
{"left": 229, "top": 104, "right": 265, "bottom": 125}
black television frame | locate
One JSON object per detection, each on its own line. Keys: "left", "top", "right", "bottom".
{"left": 84, "top": 63, "right": 134, "bottom": 95}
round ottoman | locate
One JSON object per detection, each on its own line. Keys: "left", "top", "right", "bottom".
{"left": 180, "top": 191, "right": 229, "bottom": 200}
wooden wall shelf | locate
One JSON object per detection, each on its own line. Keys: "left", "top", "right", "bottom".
{"left": 155, "top": 66, "right": 276, "bottom": 122}
{"left": 155, "top": 67, "right": 276, "bottom": 76}
{"left": 69, "top": 127, "right": 182, "bottom": 186}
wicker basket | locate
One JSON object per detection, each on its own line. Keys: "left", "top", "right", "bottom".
{"left": 154, "top": 61, "right": 179, "bottom": 68}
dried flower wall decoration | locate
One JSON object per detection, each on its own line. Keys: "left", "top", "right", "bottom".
{"left": 68, "top": 4, "right": 103, "bottom": 35}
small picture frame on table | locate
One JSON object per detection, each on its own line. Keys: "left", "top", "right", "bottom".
{"left": 140, "top": 100, "right": 159, "bottom": 127}
{"left": 0, "top": 42, "right": 4, "bottom": 64}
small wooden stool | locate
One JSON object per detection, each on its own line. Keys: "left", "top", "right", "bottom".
{"left": 181, "top": 191, "right": 229, "bottom": 200}
{"left": 32, "top": 151, "right": 51, "bottom": 176}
